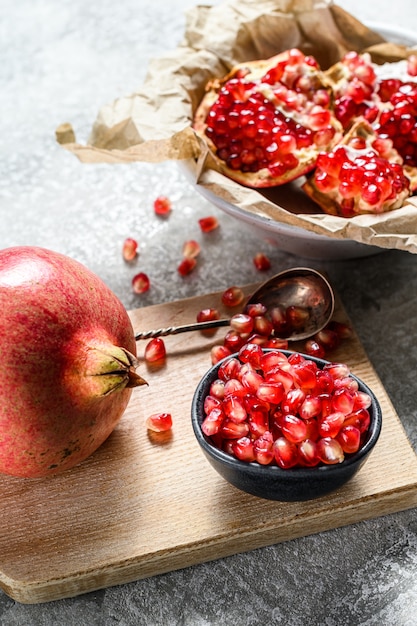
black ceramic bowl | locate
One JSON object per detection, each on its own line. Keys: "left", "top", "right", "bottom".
{"left": 191, "top": 350, "right": 382, "bottom": 501}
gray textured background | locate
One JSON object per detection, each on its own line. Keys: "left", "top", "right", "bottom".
{"left": 1, "top": 0, "right": 417, "bottom": 624}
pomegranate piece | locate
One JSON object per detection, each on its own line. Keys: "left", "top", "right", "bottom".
{"left": 303, "top": 119, "right": 412, "bottom": 217}
{"left": 122, "top": 237, "right": 138, "bottom": 262}
{"left": 153, "top": 195, "right": 172, "bottom": 216}
{"left": 201, "top": 348, "right": 372, "bottom": 470}
{"left": 146, "top": 412, "right": 173, "bottom": 433}
{"left": 198, "top": 216, "right": 219, "bottom": 232}
{"left": 132, "top": 272, "right": 150, "bottom": 294}
{"left": 193, "top": 49, "right": 342, "bottom": 188}
{"left": 144, "top": 337, "right": 166, "bottom": 363}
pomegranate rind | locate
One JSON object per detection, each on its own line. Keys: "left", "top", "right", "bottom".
{"left": 193, "top": 49, "right": 343, "bottom": 188}
{"left": 302, "top": 119, "right": 413, "bottom": 217}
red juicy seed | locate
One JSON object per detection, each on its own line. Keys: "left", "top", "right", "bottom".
{"left": 337, "top": 425, "right": 361, "bottom": 454}
{"left": 202, "top": 407, "right": 225, "bottom": 436}
{"left": 223, "top": 378, "right": 245, "bottom": 397}
{"left": 333, "top": 376, "right": 358, "bottom": 393}
{"left": 353, "top": 390, "right": 372, "bottom": 410}
{"left": 304, "top": 417, "right": 319, "bottom": 441}
{"left": 209, "top": 379, "right": 225, "bottom": 399}
{"left": 122, "top": 237, "right": 138, "bottom": 262}
{"left": 326, "top": 320, "right": 353, "bottom": 340}
{"left": 345, "top": 408, "right": 371, "bottom": 434}
{"left": 230, "top": 313, "right": 254, "bottom": 334}
{"left": 270, "top": 305, "right": 290, "bottom": 336}
{"left": 281, "top": 388, "right": 305, "bottom": 414}
{"left": 244, "top": 333, "right": 269, "bottom": 346}
{"left": 183, "top": 240, "right": 201, "bottom": 259}
{"left": 332, "top": 388, "right": 355, "bottom": 414}
{"left": 256, "top": 381, "right": 285, "bottom": 404}
{"left": 266, "top": 366, "right": 295, "bottom": 393}
{"left": 259, "top": 350, "right": 288, "bottom": 373}
{"left": 221, "top": 420, "right": 250, "bottom": 439}
{"left": 264, "top": 337, "right": 289, "bottom": 349}
{"left": 281, "top": 414, "right": 308, "bottom": 443}
{"left": 324, "top": 362, "right": 350, "bottom": 379}
{"left": 253, "top": 432, "right": 274, "bottom": 465}
{"left": 318, "top": 411, "right": 345, "bottom": 438}
{"left": 178, "top": 257, "right": 197, "bottom": 276}
{"left": 319, "top": 393, "right": 333, "bottom": 418}
{"left": 245, "top": 302, "right": 267, "bottom": 317}
{"left": 299, "top": 394, "right": 322, "bottom": 419}
{"left": 287, "top": 352, "right": 306, "bottom": 365}
{"left": 273, "top": 436, "right": 299, "bottom": 469}
{"left": 313, "top": 329, "right": 340, "bottom": 351}
{"left": 132, "top": 272, "right": 150, "bottom": 294}
{"left": 316, "top": 437, "right": 344, "bottom": 464}
{"left": 223, "top": 395, "right": 247, "bottom": 423}
{"left": 286, "top": 305, "right": 310, "bottom": 330}
{"left": 252, "top": 315, "right": 274, "bottom": 337}
{"left": 238, "top": 342, "right": 264, "bottom": 368}
{"left": 407, "top": 54, "right": 417, "bottom": 77}
{"left": 298, "top": 439, "right": 320, "bottom": 467}
{"left": 291, "top": 361, "right": 318, "bottom": 391}
{"left": 144, "top": 338, "right": 166, "bottom": 363}
{"left": 315, "top": 370, "right": 334, "bottom": 394}
{"left": 222, "top": 286, "right": 245, "bottom": 307}
{"left": 196, "top": 308, "right": 220, "bottom": 323}
{"left": 304, "top": 339, "right": 326, "bottom": 358}
{"left": 153, "top": 195, "right": 172, "bottom": 216}
{"left": 232, "top": 437, "right": 256, "bottom": 462}
{"left": 248, "top": 409, "right": 270, "bottom": 438}
{"left": 146, "top": 412, "right": 173, "bottom": 433}
{"left": 223, "top": 330, "right": 246, "bottom": 352}
{"left": 211, "top": 345, "right": 232, "bottom": 365}
{"left": 253, "top": 252, "right": 271, "bottom": 271}
{"left": 199, "top": 216, "right": 219, "bottom": 232}
{"left": 241, "top": 367, "right": 264, "bottom": 393}
{"left": 218, "top": 357, "right": 241, "bottom": 381}
{"left": 204, "top": 395, "right": 221, "bottom": 414}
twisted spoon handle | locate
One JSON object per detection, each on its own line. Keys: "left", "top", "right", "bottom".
{"left": 134, "top": 318, "right": 230, "bottom": 340}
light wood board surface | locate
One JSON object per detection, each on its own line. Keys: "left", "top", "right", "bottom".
{"left": 1, "top": 286, "right": 417, "bottom": 604}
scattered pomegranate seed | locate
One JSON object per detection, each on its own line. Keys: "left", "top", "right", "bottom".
{"left": 132, "top": 272, "right": 150, "bottom": 294}
{"left": 197, "top": 308, "right": 220, "bottom": 323}
{"left": 122, "top": 237, "right": 138, "bottom": 262}
{"left": 211, "top": 345, "right": 232, "bottom": 365}
{"left": 253, "top": 253, "right": 271, "bottom": 271}
{"left": 153, "top": 195, "right": 172, "bottom": 216}
{"left": 178, "top": 257, "right": 197, "bottom": 276}
{"left": 221, "top": 286, "right": 245, "bottom": 307}
{"left": 198, "top": 216, "right": 219, "bottom": 232}
{"left": 230, "top": 313, "right": 254, "bottom": 334}
{"left": 144, "top": 337, "right": 166, "bottom": 363}
{"left": 146, "top": 412, "right": 173, "bottom": 433}
{"left": 183, "top": 240, "right": 201, "bottom": 259}
{"left": 200, "top": 348, "right": 372, "bottom": 469}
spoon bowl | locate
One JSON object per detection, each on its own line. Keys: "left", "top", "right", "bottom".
{"left": 134, "top": 267, "right": 335, "bottom": 342}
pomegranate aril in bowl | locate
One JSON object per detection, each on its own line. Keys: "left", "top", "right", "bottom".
{"left": 191, "top": 349, "right": 382, "bottom": 501}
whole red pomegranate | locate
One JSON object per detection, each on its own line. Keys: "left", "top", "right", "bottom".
{"left": 0, "top": 246, "right": 146, "bottom": 478}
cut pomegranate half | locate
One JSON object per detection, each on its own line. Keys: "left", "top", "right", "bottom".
{"left": 302, "top": 119, "right": 413, "bottom": 217}
{"left": 193, "top": 48, "right": 343, "bottom": 188}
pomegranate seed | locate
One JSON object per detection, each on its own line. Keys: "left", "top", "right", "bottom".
{"left": 281, "top": 413, "right": 308, "bottom": 443}
{"left": 223, "top": 330, "right": 246, "bottom": 352}
{"left": 314, "top": 328, "right": 340, "bottom": 351}
{"left": 299, "top": 394, "right": 322, "bottom": 419}
{"left": 144, "top": 338, "right": 166, "bottom": 363}
{"left": 182, "top": 240, "right": 201, "bottom": 259}
{"left": 153, "top": 195, "right": 172, "bottom": 216}
{"left": 204, "top": 395, "right": 221, "bottom": 414}
{"left": 221, "top": 286, "right": 245, "bottom": 307}
{"left": 178, "top": 257, "right": 197, "bottom": 276}
{"left": 298, "top": 439, "right": 320, "bottom": 466}
{"left": 122, "top": 237, "right": 138, "bottom": 262}
{"left": 202, "top": 407, "right": 224, "bottom": 436}
{"left": 318, "top": 411, "right": 345, "bottom": 438}
{"left": 252, "top": 315, "right": 274, "bottom": 337}
{"left": 218, "top": 357, "right": 241, "bottom": 381}
{"left": 332, "top": 388, "right": 355, "bottom": 414}
{"left": 223, "top": 395, "right": 247, "bottom": 423}
{"left": 273, "top": 436, "right": 299, "bottom": 469}
{"left": 407, "top": 54, "right": 417, "bottom": 77}
{"left": 245, "top": 302, "right": 267, "bottom": 317}
{"left": 256, "top": 381, "right": 285, "bottom": 404}
{"left": 199, "top": 216, "right": 219, "bottom": 232}
{"left": 281, "top": 388, "right": 305, "bottom": 414}
{"left": 146, "top": 412, "right": 173, "bottom": 433}
{"left": 197, "top": 308, "right": 220, "bottom": 323}
{"left": 211, "top": 345, "right": 232, "bottom": 365}
{"left": 238, "top": 342, "right": 264, "bottom": 368}
{"left": 232, "top": 437, "right": 256, "bottom": 462}
{"left": 209, "top": 379, "right": 225, "bottom": 399}
{"left": 132, "top": 272, "right": 150, "bottom": 294}
{"left": 286, "top": 305, "right": 310, "bottom": 330}
{"left": 316, "top": 437, "right": 344, "bottom": 464}
{"left": 304, "top": 339, "right": 326, "bottom": 358}
{"left": 230, "top": 313, "right": 254, "bottom": 334}
{"left": 221, "top": 420, "right": 249, "bottom": 439}
{"left": 253, "top": 252, "right": 271, "bottom": 271}
{"left": 337, "top": 425, "right": 361, "bottom": 454}
{"left": 253, "top": 432, "right": 274, "bottom": 465}
{"left": 224, "top": 378, "right": 245, "bottom": 397}
{"left": 240, "top": 367, "right": 264, "bottom": 393}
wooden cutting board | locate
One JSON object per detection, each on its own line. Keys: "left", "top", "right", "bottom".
{"left": 1, "top": 286, "right": 417, "bottom": 605}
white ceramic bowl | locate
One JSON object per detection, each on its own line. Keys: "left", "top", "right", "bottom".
{"left": 183, "top": 22, "right": 417, "bottom": 261}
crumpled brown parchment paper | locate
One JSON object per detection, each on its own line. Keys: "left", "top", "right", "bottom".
{"left": 56, "top": 0, "right": 417, "bottom": 254}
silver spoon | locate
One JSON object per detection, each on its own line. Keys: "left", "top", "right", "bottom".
{"left": 134, "top": 267, "right": 335, "bottom": 342}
